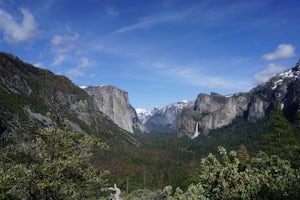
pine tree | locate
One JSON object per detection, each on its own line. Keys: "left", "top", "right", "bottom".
{"left": 237, "top": 144, "right": 250, "bottom": 168}
{"left": 261, "top": 104, "right": 296, "bottom": 160}
{"left": 294, "top": 109, "right": 300, "bottom": 135}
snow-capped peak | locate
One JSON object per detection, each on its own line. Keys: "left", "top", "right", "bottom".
{"left": 271, "top": 66, "right": 300, "bottom": 90}
{"left": 136, "top": 108, "right": 153, "bottom": 124}
{"left": 136, "top": 108, "right": 151, "bottom": 115}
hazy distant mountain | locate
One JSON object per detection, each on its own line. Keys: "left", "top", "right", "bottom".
{"left": 136, "top": 108, "right": 153, "bottom": 124}
{"left": 142, "top": 101, "right": 194, "bottom": 133}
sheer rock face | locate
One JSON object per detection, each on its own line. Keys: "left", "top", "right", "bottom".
{"left": 177, "top": 93, "right": 249, "bottom": 135}
{"left": 194, "top": 93, "right": 248, "bottom": 130}
{"left": 178, "top": 61, "right": 300, "bottom": 136}
{"left": 84, "top": 85, "right": 140, "bottom": 133}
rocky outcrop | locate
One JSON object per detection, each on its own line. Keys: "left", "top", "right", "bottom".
{"left": 143, "top": 101, "right": 193, "bottom": 133}
{"left": 83, "top": 85, "right": 141, "bottom": 133}
{"left": 177, "top": 93, "right": 249, "bottom": 136}
{"left": 178, "top": 60, "right": 300, "bottom": 136}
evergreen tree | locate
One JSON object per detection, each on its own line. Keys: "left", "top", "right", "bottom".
{"left": 294, "top": 109, "right": 300, "bottom": 135}
{"left": 237, "top": 144, "right": 250, "bottom": 168}
{"left": 292, "top": 109, "right": 300, "bottom": 167}
{"left": 261, "top": 104, "right": 296, "bottom": 160}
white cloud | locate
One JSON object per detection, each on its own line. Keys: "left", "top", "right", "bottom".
{"left": 51, "top": 30, "right": 79, "bottom": 54}
{"left": 67, "top": 68, "right": 85, "bottom": 77}
{"left": 253, "top": 63, "right": 286, "bottom": 84}
{"left": 79, "top": 57, "right": 94, "bottom": 68}
{"left": 51, "top": 54, "right": 65, "bottom": 66}
{"left": 262, "top": 44, "right": 296, "bottom": 61}
{"left": 50, "top": 28, "right": 79, "bottom": 67}
{"left": 0, "top": 8, "right": 37, "bottom": 43}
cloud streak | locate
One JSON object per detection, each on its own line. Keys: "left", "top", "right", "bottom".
{"left": 151, "top": 62, "right": 250, "bottom": 91}
{"left": 262, "top": 44, "right": 296, "bottom": 61}
{"left": 0, "top": 8, "right": 37, "bottom": 43}
{"left": 115, "top": 1, "right": 265, "bottom": 34}
{"left": 51, "top": 54, "right": 65, "bottom": 66}
{"left": 66, "top": 68, "right": 85, "bottom": 77}
{"left": 116, "top": 10, "right": 190, "bottom": 33}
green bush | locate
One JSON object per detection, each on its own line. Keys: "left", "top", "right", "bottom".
{"left": 164, "top": 146, "right": 300, "bottom": 200}
{"left": 0, "top": 125, "right": 109, "bottom": 199}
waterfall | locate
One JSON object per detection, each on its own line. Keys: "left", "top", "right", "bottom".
{"left": 191, "top": 122, "right": 200, "bottom": 139}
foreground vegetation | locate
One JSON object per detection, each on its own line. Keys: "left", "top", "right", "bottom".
{"left": 1, "top": 126, "right": 299, "bottom": 199}
{"left": 0, "top": 123, "right": 110, "bottom": 199}
{"left": 1, "top": 104, "right": 300, "bottom": 199}
{"left": 164, "top": 146, "right": 300, "bottom": 199}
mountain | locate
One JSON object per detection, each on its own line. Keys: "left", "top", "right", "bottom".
{"left": 178, "top": 60, "right": 300, "bottom": 137}
{"left": 0, "top": 52, "right": 138, "bottom": 145}
{"left": 83, "top": 85, "right": 143, "bottom": 134}
{"left": 143, "top": 100, "right": 194, "bottom": 133}
{"left": 136, "top": 108, "right": 152, "bottom": 125}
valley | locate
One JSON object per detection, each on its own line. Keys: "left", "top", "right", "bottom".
{"left": 1, "top": 52, "right": 300, "bottom": 199}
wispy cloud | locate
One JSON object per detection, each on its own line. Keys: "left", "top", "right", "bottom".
{"left": 115, "top": 1, "right": 266, "bottom": 34}
{"left": 116, "top": 11, "right": 190, "bottom": 33}
{"left": 50, "top": 27, "right": 80, "bottom": 67}
{"left": 0, "top": 8, "right": 37, "bottom": 43}
{"left": 253, "top": 63, "right": 286, "bottom": 84}
{"left": 151, "top": 62, "right": 250, "bottom": 90}
{"left": 262, "top": 44, "right": 296, "bottom": 61}
{"left": 66, "top": 68, "right": 85, "bottom": 77}
{"left": 51, "top": 29, "right": 79, "bottom": 54}
{"left": 79, "top": 57, "right": 95, "bottom": 68}
{"left": 51, "top": 54, "right": 65, "bottom": 66}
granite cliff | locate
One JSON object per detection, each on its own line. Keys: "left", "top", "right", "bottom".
{"left": 83, "top": 85, "right": 142, "bottom": 133}
{"left": 178, "top": 60, "right": 300, "bottom": 136}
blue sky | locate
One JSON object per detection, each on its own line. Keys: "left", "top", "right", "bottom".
{"left": 1, "top": 0, "right": 299, "bottom": 110}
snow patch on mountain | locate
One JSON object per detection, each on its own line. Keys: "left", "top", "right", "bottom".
{"left": 271, "top": 66, "right": 300, "bottom": 90}
{"left": 136, "top": 108, "right": 153, "bottom": 124}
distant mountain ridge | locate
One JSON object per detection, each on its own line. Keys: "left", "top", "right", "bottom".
{"left": 141, "top": 101, "right": 194, "bottom": 133}
{"left": 136, "top": 108, "right": 153, "bottom": 124}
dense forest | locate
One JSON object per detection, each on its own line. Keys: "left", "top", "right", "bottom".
{"left": 1, "top": 103, "right": 300, "bottom": 199}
